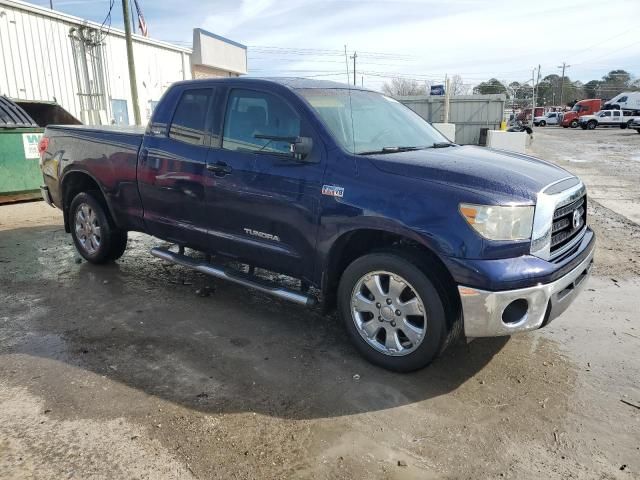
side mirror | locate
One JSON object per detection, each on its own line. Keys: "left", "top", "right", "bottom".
{"left": 290, "top": 136, "right": 313, "bottom": 161}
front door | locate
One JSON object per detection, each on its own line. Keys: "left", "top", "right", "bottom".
{"left": 599, "top": 111, "right": 613, "bottom": 125}
{"left": 203, "top": 87, "right": 325, "bottom": 280}
{"left": 138, "top": 87, "right": 216, "bottom": 250}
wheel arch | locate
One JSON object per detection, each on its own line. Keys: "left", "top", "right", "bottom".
{"left": 321, "top": 227, "right": 461, "bottom": 327}
{"left": 60, "top": 170, "right": 115, "bottom": 233}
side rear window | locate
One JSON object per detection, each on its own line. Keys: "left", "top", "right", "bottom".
{"left": 169, "top": 88, "right": 214, "bottom": 145}
{"left": 618, "top": 96, "right": 628, "bottom": 103}
{"left": 222, "top": 89, "right": 300, "bottom": 155}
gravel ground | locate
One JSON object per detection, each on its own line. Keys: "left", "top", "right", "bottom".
{"left": 0, "top": 128, "right": 638, "bottom": 479}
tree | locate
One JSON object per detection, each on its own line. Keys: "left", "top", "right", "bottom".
{"left": 473, "top": 78, "right": 507, "bottom": 95}
{"left": 599, "top": 69, "right": 632, "bottom": 99}
{"left": 449, "top": 75, "right": 470, "bottom": 95}
{"left": 381, "top": 78, "right": 427, "bottom": 97}
{"left": 583, "top": 80, "right": 601, "bottom": 99}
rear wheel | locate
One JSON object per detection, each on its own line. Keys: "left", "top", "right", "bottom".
{"left": 338, "top": 251, "right": 449, "bottom": 372}
{"left": 70, "top": 191, "right": 128, "bottom": 264}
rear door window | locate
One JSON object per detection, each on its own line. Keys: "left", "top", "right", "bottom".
{"left": 169, "top": 88, "right": 214, "bottom": 145}
{"left": 222, "top": 89, "right": 300, "bottom": 155}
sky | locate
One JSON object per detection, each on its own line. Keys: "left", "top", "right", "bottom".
{"left": 30, "top": 0, "right": 640, "bottom": 91}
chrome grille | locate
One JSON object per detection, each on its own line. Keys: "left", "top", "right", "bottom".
{"left": 550, "top": 194, "right": 586, "bottom": 255}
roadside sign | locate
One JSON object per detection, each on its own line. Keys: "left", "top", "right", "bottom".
{"left": 431, "top": 85, "right": 445, "bottom": 96}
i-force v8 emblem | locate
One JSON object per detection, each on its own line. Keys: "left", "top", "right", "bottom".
{"left": 322, "top": 185, "right": 344, "bottom": 198}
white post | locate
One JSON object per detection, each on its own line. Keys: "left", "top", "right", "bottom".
{"left": 443, "top": 75, "right": 451, "bottom": 124}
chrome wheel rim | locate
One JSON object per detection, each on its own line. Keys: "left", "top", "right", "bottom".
{"left": 351, "top": 271, "right": 427, "bottom": 356}
{"left": 74, "top": 203, "right": 101, "bottom": 255}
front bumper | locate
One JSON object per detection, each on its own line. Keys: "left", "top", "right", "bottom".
{"left": 459, "top": 246, "right": 594, "bottom": 337}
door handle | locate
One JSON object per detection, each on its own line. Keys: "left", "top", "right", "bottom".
{"left": 206, "top": 161, "right": 233, "bottom": 176}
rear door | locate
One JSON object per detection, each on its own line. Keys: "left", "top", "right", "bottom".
{"left": 612, "top": 110, "right": 622, "bottom": 125}
{"left": 202, "top": 86, "right": 325, "bottom": 280}
{"left": 138, "top": 87, "right": 217, "bottom": 249}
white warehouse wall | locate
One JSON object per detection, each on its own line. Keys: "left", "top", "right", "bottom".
{"left": 0, "top": 0, "right": 242, "bottom": 125}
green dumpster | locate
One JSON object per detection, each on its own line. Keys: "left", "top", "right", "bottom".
{"left": 0, "top": 96, "right": 44, "bottom": 203}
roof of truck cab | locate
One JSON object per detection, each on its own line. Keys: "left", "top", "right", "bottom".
{"left": 171, "top": 77, "right": 374, "bottom": 92}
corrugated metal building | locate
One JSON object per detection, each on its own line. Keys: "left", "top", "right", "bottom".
{"left": 0, "top": 0, "right": 247, "bottom": 125}
{"left": 398, "top": 94, "right": 507, "bottom": 145}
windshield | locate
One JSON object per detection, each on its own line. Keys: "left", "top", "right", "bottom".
{"left": 571, "top": 104, "right": 586, "bottom": 112}
{"left": 297, "top": 88, "right": 449, "bottom": 154}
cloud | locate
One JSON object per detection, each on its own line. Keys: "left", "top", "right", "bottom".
{"left": 32, "top": 0, "right": 640, "bottom": 88}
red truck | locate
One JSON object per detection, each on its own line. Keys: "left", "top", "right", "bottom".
{"left": 561, "top": 99, "right": 601, "bottom": 128}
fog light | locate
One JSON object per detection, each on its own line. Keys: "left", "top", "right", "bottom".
{"left": 502, "top": 299, "right": 529, "bottom": 325}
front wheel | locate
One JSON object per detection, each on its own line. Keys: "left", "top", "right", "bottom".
{"left": 539, "top": 120, "right": 546, "bottom": 127}
{"left": 570, "top": 120, "right": 579, "bottom": 128}
{"left": 338, "top": 252, "right": 448, "bottom": 372}
{"left": 587, "top": 121, "right": 597, "bottom": 130}
{"left": 70, "top": 191, "right": 128, "bottom": 264}
{"left": 636, "top": 129, "right": 640, "bottom": 134}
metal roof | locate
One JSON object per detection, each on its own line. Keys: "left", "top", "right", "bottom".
{"left": 0, "top": 96, "right": 38, "bottom": 128}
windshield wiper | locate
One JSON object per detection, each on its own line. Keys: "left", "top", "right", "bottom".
{"left": 357, "top": 146, "right": 427, "bottom": 155}
{"left": 429, "top": 142, "right": 456, "bottom": 148}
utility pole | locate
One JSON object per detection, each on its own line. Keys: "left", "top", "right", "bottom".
{"left": 130, "top": 0, "right": 136, "bottom": 34}
{"left": 443, "top": 74, "right": 451, "bottom": 123}
{"left": 531, "top": 68, "right": 536, "bottom": 127}
{"left": 350, "top": 52, "right": 357, "bottom": 86}
{"left": 122, "top": 0, "right": 141, "bottom": 125}
{"left": 557, "top": 62, "right": 570, "bottom": 107}
{"left": 535, "top": 64, "right": 541, "bottom": 105}
{"left": 49, "top": 0, "right": 53, "bottom": 8}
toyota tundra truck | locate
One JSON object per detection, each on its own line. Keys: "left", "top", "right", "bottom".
{"left": 39, "top": 78, "right": 595, "bottom": 372}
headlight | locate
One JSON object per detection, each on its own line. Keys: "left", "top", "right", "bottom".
{"left": 459, "top": 203, "right": 534, "bottom": 241}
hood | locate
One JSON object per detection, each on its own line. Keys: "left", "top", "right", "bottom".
{"left": 366, "top": 145, "right": 572, "bottom": 203}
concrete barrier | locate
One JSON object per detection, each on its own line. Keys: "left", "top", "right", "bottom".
{"left": 486, "top": 130, "right": 530, "bottom": 153}
{"left": 432, "top": 123, "right": 456, "bottom": 142}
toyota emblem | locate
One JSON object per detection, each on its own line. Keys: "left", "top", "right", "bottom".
{"left": 572, "top": 209, "right": 581, "bottom": 229}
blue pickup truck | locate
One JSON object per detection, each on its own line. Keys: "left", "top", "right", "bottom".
{"left": 39, "top": 78, "right": 594, "bottom": 371}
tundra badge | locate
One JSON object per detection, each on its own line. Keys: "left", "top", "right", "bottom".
{"left": 244, "top": 228, "right": 281, "bottom": 242}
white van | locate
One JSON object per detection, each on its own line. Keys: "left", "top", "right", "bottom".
{"left": 604, "top": 92, "right": 640, "bottom": 112}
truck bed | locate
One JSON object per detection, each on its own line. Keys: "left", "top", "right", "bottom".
{"left": 47, "top": 124, "right": 146, "bottom": 136}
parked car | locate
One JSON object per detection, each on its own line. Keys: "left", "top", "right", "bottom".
{"left": 534, "top": 112, "right": 562, "bottom": 126}
{"left": 38, "top": 78, "right": 595, "bottom": 372}
{"left": 561, "top": 99, "right": 601, "bottom": 128}
{"left": 603, "top": 91, "right": 640, "bottom": 112}
{"left": 579, "top": 110, "right": 636, "bottom": 130}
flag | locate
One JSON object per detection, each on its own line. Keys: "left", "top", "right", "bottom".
{"left": 133, "top": 0, "right": 148, "bottom": 37}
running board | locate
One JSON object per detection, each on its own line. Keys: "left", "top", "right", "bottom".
{"left": 150, "top": 247, "right": 317, "bottom": 308}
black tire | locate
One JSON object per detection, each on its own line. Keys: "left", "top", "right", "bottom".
{"left": 581, "top": 125, "right": 588, "bottom": 130}
{"left": 539, "top": 120, "right": 546, "bottom": 127}
{"left": 636, "top": 129, "right": 640, "bottom": 134}
{"left": 587, "top": 120, "right": 597, "bottom": 130}
{"left": 338, "top": 251, "right": 450, "bottom": 372}
{"left": 562, "top": 125, "right": 569, "bottom": 128}
{"left": 570, "top": 120, "right": 578, "bottom": 128}
{"left": 69, "top": 191, "right": 128, "bottom": 264}
{"left": 621, "top": 120, "right": 631, "bottom": 130}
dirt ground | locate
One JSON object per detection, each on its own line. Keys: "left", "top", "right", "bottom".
{"left": 0, "top": 127, "right": 638, "bottom": 479}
